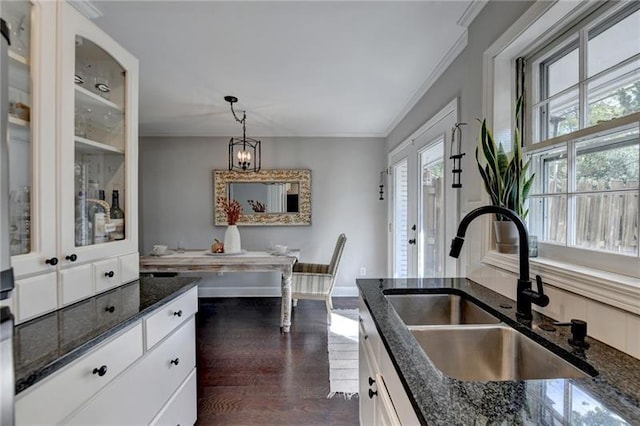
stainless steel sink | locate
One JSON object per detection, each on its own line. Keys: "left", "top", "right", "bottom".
{"left": 410, "top": 325, "right": 590, "bottom": 381}
{"left": 385, "top": 293, "right": 501, "bottom": 326}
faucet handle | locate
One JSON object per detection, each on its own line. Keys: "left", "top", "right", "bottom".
{"left": 521, "top": 275, "right": 550, "bottom": 307}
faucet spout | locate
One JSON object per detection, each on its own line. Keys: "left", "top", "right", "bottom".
{"left": 449, "top": 205, "right": 545, "bottom": 321}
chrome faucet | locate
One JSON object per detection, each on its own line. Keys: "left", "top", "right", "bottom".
{"left": 449, "top": 205, "right": 549, "bottom": 321}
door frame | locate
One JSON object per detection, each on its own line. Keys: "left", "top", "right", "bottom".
{"left": 388, "top": 98, "right": 459, "bottom": 278}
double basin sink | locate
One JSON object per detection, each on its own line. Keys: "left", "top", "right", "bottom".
{"left": 384, "top": 292, "right": 592, "bottom": 381}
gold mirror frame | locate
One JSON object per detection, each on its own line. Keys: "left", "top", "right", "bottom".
{"left": 214, "top": 169, "right": 312, "bottom": 226}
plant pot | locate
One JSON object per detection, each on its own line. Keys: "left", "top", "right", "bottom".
{"left": 224, "top": 225, "right": 242, "bottom": 253}
{"left": 493, "top": 221, "right": 519, "bottom": 254}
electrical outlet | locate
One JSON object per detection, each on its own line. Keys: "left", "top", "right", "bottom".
{"left": 360, "top": 267, "right": 366, "bottom": 276}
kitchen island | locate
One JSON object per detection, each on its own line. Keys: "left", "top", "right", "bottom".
{"left": 357, "top": 278, "right": 640, "bottom": 425}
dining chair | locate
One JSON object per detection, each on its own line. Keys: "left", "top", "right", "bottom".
{"left": 291, "top": 233, "right": 347, "bottom": 325}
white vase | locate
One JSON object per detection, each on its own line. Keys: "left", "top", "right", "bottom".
{"left": 224, "top": 225, "right": 242, "bottom": 253}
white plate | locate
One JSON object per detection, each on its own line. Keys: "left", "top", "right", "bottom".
{"left": 150, "top": 249, "right": 176, "bottom": 257}
{"left": 204, "top": 249, "right": 247, "bottom": 256}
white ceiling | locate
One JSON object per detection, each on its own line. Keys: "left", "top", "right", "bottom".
{"left": 91, "top": 1, "right": 479, "bottom": 138}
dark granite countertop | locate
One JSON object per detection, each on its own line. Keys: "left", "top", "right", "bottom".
{"left": 14, "top": 276, "right": 199, "bottom": 395}
{"left": 357, "top": 278, "right": 640, "bottom": 425}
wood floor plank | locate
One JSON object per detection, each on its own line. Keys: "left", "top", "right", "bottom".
{"left": 196, "top": 297, "right": 360, "bottom": 425}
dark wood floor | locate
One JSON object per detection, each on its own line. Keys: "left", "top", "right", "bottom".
{"left": 195, "top": 297, "right": 360, "bottom": 425}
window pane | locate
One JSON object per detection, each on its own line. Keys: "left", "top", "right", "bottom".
{"left": 576, "top": 127, "right": 639, "bottom": 190}
{"left": 573, "top": 192, "right": 638, "bottom": 255}
{"left": 530, "top": 195, "right": 567, "bottom": 244}
{"left": 544, "top": 46, "right": 579, "bottom": 98}
{"left": 540, "top": 89, "right": 579, "bottom": 139}
{"left": 587, "top": 59, "right": 640, "bottom": 125}
{"left": 393, "top": 159, "right": 408, "bottom": 278}
{"left": 588, "top": 8, "right": 640, "bottom": 77}
{"left": 418, "top": 142, "right": 444, "bottom": 278}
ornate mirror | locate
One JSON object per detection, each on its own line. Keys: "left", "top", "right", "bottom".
{"left": 214, "top": 169, "right": 311, "bottom": 226}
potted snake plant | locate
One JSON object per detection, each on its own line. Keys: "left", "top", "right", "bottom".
{"left": 476, "top": 98, "right": 534, "bottom": 253}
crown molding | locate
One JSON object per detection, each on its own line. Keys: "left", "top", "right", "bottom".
{"left": 68, "top": 0, "right": 103, "bottom": 20}
{"left": 457, "top": 0, "right": 488, "bottom": 28}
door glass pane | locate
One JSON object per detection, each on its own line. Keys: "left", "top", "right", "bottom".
{"left": 418, "top": 141, "right": 444, "bottom": 278}
{"left": 74, "top": 37, "right": 126, "bottom": 247}
{"left": 6, "top": 0, "right": 32, "bottom": 256}
{"left": 393, "top": 159, "right": 408, "bottom": 278}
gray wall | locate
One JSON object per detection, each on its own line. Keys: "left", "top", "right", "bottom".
{"left": 139, "top": 136, "right": 387, "bottom": 295}
{"left": 386, "top": 0, "right": 534, "bottom": 269}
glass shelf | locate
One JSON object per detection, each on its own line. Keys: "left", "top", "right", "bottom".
{"left": 75, "top": 137, "right": 125, "bottom": 155}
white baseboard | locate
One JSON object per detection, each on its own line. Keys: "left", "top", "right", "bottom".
{"left": 197, "top": 285, "right": 359, "bottom": 298}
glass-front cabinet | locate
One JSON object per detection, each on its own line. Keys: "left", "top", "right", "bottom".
{"left": 6, "top": 1, "right": 139, "bottom": 324}
{"left": 59, "top": 1, "right": 138, "bottom": 263}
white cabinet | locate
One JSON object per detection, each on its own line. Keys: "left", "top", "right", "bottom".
{"left": 359, "top": 296, "right": 420, "bottom": 426}
{"left": 7, "top": 0, "right": 139, "bottom": 323}
{"left": 15, "top": 287, "right": 199, "bottom": 425}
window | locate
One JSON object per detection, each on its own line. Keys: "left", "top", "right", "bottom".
{"left": 525, "top": 2, "right": 640, "bottom": 271}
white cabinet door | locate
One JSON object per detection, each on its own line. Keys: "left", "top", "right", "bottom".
{"left": 57, "top": 1, "right": 139, "bottom": 265}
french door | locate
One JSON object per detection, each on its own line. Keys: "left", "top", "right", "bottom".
{"left": 390, "top": 100, "right": 459, "bottom": 278}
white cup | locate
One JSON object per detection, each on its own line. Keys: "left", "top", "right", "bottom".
{"left": 152, "top": 244, "right": 168, "bottom": 255}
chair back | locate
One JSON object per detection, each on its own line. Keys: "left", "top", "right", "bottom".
{"left": 328, "top": 234, "right": 347, "bottom": 277}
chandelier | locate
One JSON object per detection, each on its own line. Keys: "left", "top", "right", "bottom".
{"left": 224, "top": 95, "right": 261, "bottom": 172}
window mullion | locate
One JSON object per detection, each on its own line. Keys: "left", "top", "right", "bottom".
{"left": 578, "top": 28, "right": 588, "bottom": 130}
{"left": 566, "top": 140, "right": 576, "bottom": 247}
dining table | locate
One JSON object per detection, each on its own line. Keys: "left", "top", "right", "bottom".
{"left": 139, "top": 249, "right": 299, "bottom": 332}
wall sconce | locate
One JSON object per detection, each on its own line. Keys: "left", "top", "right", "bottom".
{"left": 379, "top": 168, "right": 389, "bottom": 200}
{"left": 225, "top": 95, "right": 261, "bottom": 172}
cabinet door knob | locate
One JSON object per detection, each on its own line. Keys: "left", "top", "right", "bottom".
{"left": 173, "top": 310, "right": 183, "bottom": 317}
{"left": 104, "top": 271, "right": 115, "bottom": 278}
{"left": 368, "top": 377, "right": 375, "bottom": 386}
{"left": 105, "top": 306, "right": 115, "bottom": 313}
{"left": 65, "top": 254, "right": 78, "bottom": 262}
{"left": 45, "top": 257, "right": 59, "bottom": 266}
{"left": 170, "top": 358, "right": 180, "bottom": 366}
{"left": 368, "top": 389, "right": 377, "bottom": 399}
{"left": 92, "top": 365, "right": 108, "bottom": 377}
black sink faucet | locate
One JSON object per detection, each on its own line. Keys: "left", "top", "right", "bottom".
{"left": 449, "top": 205, "right": 549, "bottom": 321}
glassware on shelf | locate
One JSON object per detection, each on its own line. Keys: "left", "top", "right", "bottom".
{"left": 93, "top": 66, "right": 112, "bottom": 100}
{"left": 74, "top": 107, "right": 87, "bottom": 138}
{"left": 9, "top": 186, "right": 31, "bottom": 255}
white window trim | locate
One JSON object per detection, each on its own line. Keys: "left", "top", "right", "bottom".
{"left": 480, "top": 0, "right": 640, "bottom": 314}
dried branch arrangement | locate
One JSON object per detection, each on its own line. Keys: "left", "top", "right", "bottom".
{"left": 217, "top": 196, "right": 243, "bottom": 225}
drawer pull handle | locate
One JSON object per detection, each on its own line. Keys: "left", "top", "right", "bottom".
{"left": 105, "top": 306, "right": 115, "bottom": 313}
{"left": 93, "top": 365, "right": 108, "bottom": 377}
{"left": 173, "top": 310, "right": 183, "bottom": 317}
{"left": 65, "top": 254, "right": 78, "bottom": 262}
{"left": 368, "top": 389, "right": 377, "bottom": 399}
{"left": 170, "top": 358, "right": 180, "bottom": 366}
{"left": 368, "top": 377, "right": 375, "bottom": 386}
{"left": 45, "top": 257, "right": 59, "bottom": 266}
{"left": 104, "top": 271, "right": 115, "bottom": 278}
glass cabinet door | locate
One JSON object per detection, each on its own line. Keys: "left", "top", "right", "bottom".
{"left": 59, "top": 2, "right": 138, "bottom": 263}
{"left": 6, "top": 0, "right": 33, "bottom": 257}
{"left": 6, "top": 0, "right": 57, "bottom": 278}
{"left": 73, "top": 36, "right": 126, "bottom": 248}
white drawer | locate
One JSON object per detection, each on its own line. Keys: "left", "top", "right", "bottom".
{"left": 58, "top": 264, "right": 93, "bottom": 306}
{"left": 66, "top": 318, "right": 197, "bottom": 425}
{"left": 151, "top": 368, "right": 197, "bottom": 426}
{"left": 15, "top": 272, "right": 57, "bottom": 323}
{"left": 145, "top": 287, "right": 198, "bottom": 350}
{"left": 119, "top": 252, "right": 139, "bottom": 284}
{"left": 16, "top": 322, "right": 143, "bottom": 425}
{"left": 94, "top": 258, "right": 120, "bottom": 293}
